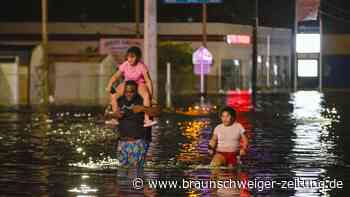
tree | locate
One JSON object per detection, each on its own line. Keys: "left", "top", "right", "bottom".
{"left": 158, "top": 42, "right": 195, "bottom": 104}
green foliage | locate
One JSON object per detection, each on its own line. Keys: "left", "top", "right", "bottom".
{"left": 157, "top": 42, "right": 196, "bottom": 101}
{"left": 158, "top": 41, "right": 194, "bottom": 72}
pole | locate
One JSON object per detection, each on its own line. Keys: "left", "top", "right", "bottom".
{"left": 200, "top": 62, "right": 204, "bottom": 96}
{"left": 200, "top": 62, "right": 205, "bottom": 105}
{"left": 266, "top": 35, "right": 270, "bottom": 87}
{"left": 319, "top": 4, "right": 323, "bottom": 92}
{"left": 166, "top": 62, "right": 172, "bottom": 108}
{"left": 27, "top": 58, "right": 31, "bottom": 105}
{"left": 201, "top": 3, "right": 207, "bottom": 103}
{"left": 293, "top": 0, "right": 298, "bottom": 92}
{"left": 144, "top": 0, "right": 158, "bottom": 100}
{"left": 252, "top": 0, "right": 258, "bottom": 107}
{"left": 41, "top": 0, "right": 49, "bottom": 105}
{"left": 202, "top": 3, "right": 207, "bottom": 47}
{"left": 135, "top": 0, "right": 141, "bottom": 38}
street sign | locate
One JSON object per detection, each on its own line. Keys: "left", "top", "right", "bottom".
{"left": 164, "top": 0, "right": 222, "bottom": 4}
{"left": 194, "top": 64, "right": 211, "bottom": 75}
{"left": 192, "top": 46, "right": 213, "bottom": 65}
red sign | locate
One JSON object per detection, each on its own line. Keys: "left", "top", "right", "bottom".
{"left": 226, "top": 35, "right": 251, "bottom": 45}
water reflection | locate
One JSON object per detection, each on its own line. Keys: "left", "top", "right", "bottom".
{"left": 290, "top": 91, "right": 341, "bottom": 196}
{"left": 177, "top": 119, "right": 211, "bottom": 164}
{"left": 0, "top": 91, "right": 349, "bottom": 196}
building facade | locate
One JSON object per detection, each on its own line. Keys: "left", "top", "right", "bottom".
{"left": 0, "top": 22, "right": 292, "bottom": 105}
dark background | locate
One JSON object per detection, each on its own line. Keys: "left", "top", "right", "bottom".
{"left": 1, "top": 0, "right": 350, "bottom": 32}
{"left": 0, "top": 0, "right": 292, "bottom": 27}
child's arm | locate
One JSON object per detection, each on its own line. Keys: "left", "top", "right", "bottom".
{"left": 208, "top": 134, "right": 218, "bottom": 155}
{"left": 106, "top": 70, "right": 122, "bottom": 92}
{"left": 132, "top": 105, "right": 161, "bottom": 117}
{"left": 240, "top": 133, "right": 249, "bottom": 156}
{"left": 105, "top": 109, "right": 124, "bottom": 119}
{"left": 143, "top": 70, "right": 153, "bottom": 96}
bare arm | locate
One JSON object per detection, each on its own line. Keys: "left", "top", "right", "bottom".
{"left": 105, "top": 109, "right": 124, "bottom": 119}
{"left": 208, "top": 134, "right": 218, "bottom": 155}
{"left": 240, "top": 133, "right": 249, "bottom": 156}
{"left": 106, "top": 70, "right": 122, "bottom": 91}
{"left": 143, "top": 70, "right": 153, "bottom": 96}
{"left": 132, "top": 105, "right": 161, "bottom": 117}
{"left": 209, "top": 134, "right": 218, "bottom": 148}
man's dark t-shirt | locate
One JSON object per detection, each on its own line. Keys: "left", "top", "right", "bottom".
{"left": 117, "top": 94, "right": 148, "bottom": 140}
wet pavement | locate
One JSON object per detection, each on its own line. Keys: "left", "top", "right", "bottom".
{"left": 0, "top": 91, "right": 349, "bottom": 196}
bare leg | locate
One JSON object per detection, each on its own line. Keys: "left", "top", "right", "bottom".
{"left": 138, "top": 83, "right": 151, "bottom": 122}
{"left": 210, "top": 153, "right": 226, "bottom": 167}
{"left": 111, "top": 93, "right": 118, "bottom": 112}
{"left": 113, "top": 82, "right": 125, "bottom": 112}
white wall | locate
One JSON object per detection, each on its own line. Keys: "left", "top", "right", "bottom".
{"left": 0, "top": 61, "right": 19, "bottom": 105}
{"left": 54, "top": 62, "right": 111, "bottom": 105}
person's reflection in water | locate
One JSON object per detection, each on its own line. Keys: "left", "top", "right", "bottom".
{"left": 114, "top": 169, "right": 156, "bottom": 197}
{"left": 211, "top": 168, "right": 251, "bottom": 197}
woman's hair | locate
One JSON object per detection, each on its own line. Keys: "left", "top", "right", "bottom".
{"left": 220, "top": 106, "right": 236, "bottom": 119}
{"left": 126, "top": 46, "right": 142, "bottom": 60}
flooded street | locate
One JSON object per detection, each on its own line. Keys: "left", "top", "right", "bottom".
{"left": 0, "top": 91, "right": 349, "bottom": 196}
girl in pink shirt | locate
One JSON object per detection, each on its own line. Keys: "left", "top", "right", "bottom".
{"left": 106, "top": 46, "right": 156, "bottom": 127}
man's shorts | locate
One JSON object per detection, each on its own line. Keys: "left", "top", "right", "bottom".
{"left": 117, "top": 139, "right": 147, "bottom": 168}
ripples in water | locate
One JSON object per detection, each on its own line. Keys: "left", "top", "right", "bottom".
{"left": 0, "top": 91, "right": 349, "bottom": 196}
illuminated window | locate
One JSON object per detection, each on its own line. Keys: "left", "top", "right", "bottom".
{"left": 233, "top": 59, "right": 240, "bottom": 66}
{"left": 296, "top": 34, "right": 320, "bottom": 53}
{"left": 298, "top": 59, "right": 318, "bottom": 77}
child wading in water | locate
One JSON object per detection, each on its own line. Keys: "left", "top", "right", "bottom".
{"left": 209, "top": 106, "right": 248, "bottom": 167}
{"left": 106, "top": 46, "right": 157, "bottom": 127}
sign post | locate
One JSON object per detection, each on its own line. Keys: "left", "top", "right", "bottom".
{"left": 193, "top": 47, "right": 213, "bottom": 98}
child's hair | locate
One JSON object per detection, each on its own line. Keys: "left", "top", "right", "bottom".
{"left": 126, "top": 46, "right": 142, "bottom": 60}
{"left": 220, "top": 106, "right": 236, "bottom": 119}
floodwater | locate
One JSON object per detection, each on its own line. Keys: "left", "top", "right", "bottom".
{"left": 0, "top": 91, "right": 349, "bottom": 196}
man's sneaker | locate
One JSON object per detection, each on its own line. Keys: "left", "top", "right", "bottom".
{"left": 105, "top": 119, "right": 119, "bottom": 125}
{"left": 144, "top": 120, "right": 158, "bottom": 127}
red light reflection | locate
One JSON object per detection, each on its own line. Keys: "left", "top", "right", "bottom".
{"left": 226, "top": 90, "right": 252, "bottom": 112}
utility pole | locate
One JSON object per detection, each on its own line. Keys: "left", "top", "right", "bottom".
{"left": 144, "top": 0, "right": 158, "bottom": 100}
{"left": 293, "top": 0, "right": 298, "bottom": 92}
{"left": 319, "top": 1, "right": 323, "bottom": 92}
{"left": 202, "top": 2, "right": 207, "bottom": 47}
{"left": 252, "top": 0, "right": 259, "bottom": 107}
{"left": 41, "top": 0, "right": 49, "bottom": 105}
{"left": 135, "top": 0, "right": 141, "bottom": 38}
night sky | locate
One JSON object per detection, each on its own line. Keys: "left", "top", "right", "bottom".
{"left": 1, "top": 0, "right": 350, "bottom": 33}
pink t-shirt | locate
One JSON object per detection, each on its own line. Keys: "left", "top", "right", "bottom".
{"left": 118, "top": 61, "right": 148, "bottom": 84}
{"left": 213, "top": 122, "right": 245, "bottom": 152}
